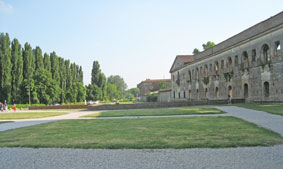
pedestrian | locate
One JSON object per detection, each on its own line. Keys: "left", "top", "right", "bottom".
{"left": 4, "top": 100, "right": 7, "bottom": 111}
{"left": 227, "top": 95, "right": 231, "bottom": 104}
{"left": 13, "top": 104, "right": 16, "bottom": 112}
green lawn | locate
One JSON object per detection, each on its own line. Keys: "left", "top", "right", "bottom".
{"left": 235, "top": 104, "right": 283, "bottom": 116}
{"left": 84, "top": 107, "right": 224, "bottom": 117}
{"left": 0, "top": 117, "right": 282, "bottom": 149}
{"left": 0, "top": 112, "right": 67, "bottom": 120}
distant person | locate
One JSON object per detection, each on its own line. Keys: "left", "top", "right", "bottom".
{"left": 0, "top": 102, "right": 3, "bottom": 112}
{"left": 227, "top": 95, "right": 232, "bottom": 104}
{"left": 4, "top": 100, "right": 7, "bottom": 111}
{"left": 13, "top": 104, "right": 16, "bottom": 112}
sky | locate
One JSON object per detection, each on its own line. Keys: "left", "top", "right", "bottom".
{"left": 0, "top": 0, "right": 283, "bottom": 89}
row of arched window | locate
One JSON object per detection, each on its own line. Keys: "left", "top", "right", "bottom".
{"left": 175, "top": 41, "right": 281, "bottom": 83}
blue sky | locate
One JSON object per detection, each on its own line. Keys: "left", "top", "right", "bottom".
{"left": 1, "top": 0, "right": 282, "bottom": 88}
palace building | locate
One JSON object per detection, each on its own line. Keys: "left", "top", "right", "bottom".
{"left": 170, "top": 12, "right": 283, "bottom": 102}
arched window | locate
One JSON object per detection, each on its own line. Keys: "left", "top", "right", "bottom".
{"left": 215, "top": 61, "right": 219, "bottom": 73}
{"left": 205, "top": 64, "right": 208, "bottom": 76}
{"left": 264, "top": 82, "right": 270, "bottom": 97}
{"left": 221, "top": 60, "right": 224, "bottom": 69}
{"left": 188, "top": 70, "right": 192, "bottom": 82}
{"left": 244, "top": 84, "right": 248, "bottom": 98}
{"left": 227, "top": 57, "right": 232, "bottom": 69}
{"left": 235, "top": 55, "right": 239, "bottom": 65}
{"left": 196, "top": 68, "right": 199, "bottom": 80}
{"left": 196, "top": 89, "right": 199, "bottom": 99}
{"left": 275, "top": 41, "right": 281, "bottom": 56}
{"left": 228, "top": 86, "right": 232, "bottom": 97}
{"left": 215, "top": 87, "right": 219, "bottom": 98}
{"left": 252, "top": 49, "right": 256, "bottom": 62}
{"left": 242, "top": 51, "right": 249, "bottom": 67}
{"left": 183, "top": 91, "right": 186, "bottom": 98}
{"left": 205, "top": 88, "right": 208, "bottom": 98}
{"left": 262, "top": 44, "right": 270, "bottom": 63}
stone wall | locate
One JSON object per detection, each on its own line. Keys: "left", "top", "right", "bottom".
{"left": 87, "top": 99, "right": 244, "bottom": 111}
{"left": 29, "top": 105, "right": 88, "bottom": 110}
{"left": 157, "top": 90, "right": 171, "bottom": 102}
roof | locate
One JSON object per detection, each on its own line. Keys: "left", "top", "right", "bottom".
{"left": 169, "top": 55, "right": 194, "bottom": 73}
{"left": 171, "top": 11, "right": 283, "bottom": 73}
{"left": 141, "top": 79, "right": 171, "bottom": 83}
{"left": 159, "top": 87, "right": 172, "bottom": 93}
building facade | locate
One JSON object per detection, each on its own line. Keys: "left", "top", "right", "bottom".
{"left": 170, "top": 12, "right": 283, "bottom": 102}
{"left": 137, "top": 79, "right": 171, "bottom": 101}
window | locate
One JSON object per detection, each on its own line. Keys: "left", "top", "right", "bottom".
{"left": 196, "top": 68, "right": 199, "bottom": 80}
{"left": 189, "top": 90, "right": 192, "bottom": 99}
{"left": 215, "top": 61, "right": 219, "bottom": 73}
{"left": 262, "top": 44, "right": 270, "bottom": 62}
{"left": 275, "top": 41, "right": 281, "bottom": 56}
{"left": 178, "top": 92, "right": 180, "bottom": 99}
{"left": 215, "top": 87, "right": 219, "bottom": 98}
{"left": 205, "top": 65, "right": 208, "bottom": 76}
{"left": 252, "top": 49, "right": 256, "bottom": 62}
{"left": 227, "top": 57, "right": 232, "bottom": 68}
{"left": 205, "top": 88, "right": 208, "bottom": 98}
{"left": 264, "top": 82, "right": 270, "bottom": 97}
{"left": 235, "top": 55, "right": 239, "bottom": 65}
{"left": 183, "top": 91, "right": 186, "bottom": 98}
{"left": 188, "top": 70, "right": 192, "bottom": 82}
{"left": 242, "top": 51, "right": 249, "bottom": 67}
{"left": 221, "top": 60, "right": 224, "bottom": 69}
{"left": 173, "top": 91, "right": 175, "bottom": 99}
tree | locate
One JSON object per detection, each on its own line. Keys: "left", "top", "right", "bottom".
{"left": 43, "top": 53, "right": 51, "bottom": 71}
{"left": 0, "top": 33, "right": 12, "bottom": 102}
{"left": 86, "top": 84, "right": 102, "bottom": 101}
{"left": 50, "top": 51, "right": 60, "bottom": 82}
{"left": 33, "top": 46, "right": 44, "bottom": 71}
{"left": 159, "top": 81, "right": 171, "bottom": 90}
{"left": 107, "top": 75, "right": 127, "bottom": 98}
{"left": 127, "top": 88, "right": 140, "bottom": 97}
{"left": 22, "top": 42, "right": 36, "bottom": 104}
{"left": 91, "top": 61, "right": 101, "bottom": 85}
{"left": 193, "top": 48, "right": 200, "bottom": 55}
{"left": 105, "top": 83, "right": 119, "bottom": 101}
{"left": 34, "top": 68, "right": 60, "bottom": 104}
{"left": 202, "top": 41, "right": 215, "bottom": 50}
{"left": 11, "top": 38, "right": 23, "bottom": 103}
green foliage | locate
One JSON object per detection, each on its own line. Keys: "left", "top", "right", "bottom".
{"left": 146, "top": 93, "right": 157, "bottom": 102}
{"left": 91, "top": 60, "right": 101, "bottom": 85}
{"left": 107, "top": 75, "right": 127, "bottom": 98}
{"left": 224, "top": 71, "right": 233, "bottom": 82}
{"left": 202, "top": 41, "right": 215, "bottom": 50}
{"left": 86, "top": 84, "right": 102, "bottom": 101}
{"left": 0, "top": 33, "right": 12, "bottom": 102}
{"left": 0, "top": 33, "right": 85, "bottom": 105}
{"left": 11, "top": 38, "right": 23, "bottom": 103}
{"left": 105, "top": 82, "right": 120, "bottom": 101}
{"left": 202, "top": 77, "right": 209, "bottom": 85}
{"left": 193, "top": 48, "right": 200, "bottom": 55}
{"left": 159, "top": 81, "right": 171, "bottom": 90}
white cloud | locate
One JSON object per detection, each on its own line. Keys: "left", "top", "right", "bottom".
{"left": 0, "top": 0, "right": 13, "bottom": 14}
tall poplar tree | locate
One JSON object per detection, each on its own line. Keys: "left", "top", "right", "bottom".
{"left": 0, "top": 33, "right": 12, "bottom": 102}
{"left": 11, "top": 38, "right": 23, "bottom": 103}
{"left": 34, "top": 46, "right": 44, "bottom": 70}
{"left": 43, "top": 53, "right": 51, "bottom": 71}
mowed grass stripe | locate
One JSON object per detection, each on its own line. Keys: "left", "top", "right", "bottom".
{"left": 0, "top": 116, "right": 282, "bottom": 149}
{"left": 84, "top": 107, "right": 224, "bottom": 117}
{"left": 0, "top": 112, "right": 67, "bottom": 120}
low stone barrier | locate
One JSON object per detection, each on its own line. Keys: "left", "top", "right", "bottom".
{"left": 87, "top": 99, "right": 245, "bottom": 111}
{"left": 29, "top": 105, "right": 88, "bottom": 110}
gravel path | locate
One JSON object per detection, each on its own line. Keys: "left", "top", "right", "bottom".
{"left": 1, "top": 146, "right": 283, "bottom": 169}
{"left": 216, "top": 106, "right": 283, "bottom": 136}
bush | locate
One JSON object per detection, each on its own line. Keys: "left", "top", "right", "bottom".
{"left": 146, "top": 94, "right": 157, "bottom": 102}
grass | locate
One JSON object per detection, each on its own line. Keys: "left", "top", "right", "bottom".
{"left": 84, "top": 107, "right": 224, "bottom": 117}
{"left": 36, "top": 109, "right": 87, "bottom": 111}
{"left": 0, "top": 116, "right": 282, "bottom": 149}
{"left": 235, "top": 104, "right": 283, "bottom": 116}
{"left": 0, "top": 112, "right": 67, "bottom": 120}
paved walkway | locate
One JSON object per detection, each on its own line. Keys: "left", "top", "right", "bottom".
{"left": 0, "top": 111, "right": 99, "bottom": 131}
{"left": 1, "top": 146, "right": 283, "bottom": 169}
{"left": 216, "top": 106, "right": 283, "bottom": 136}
